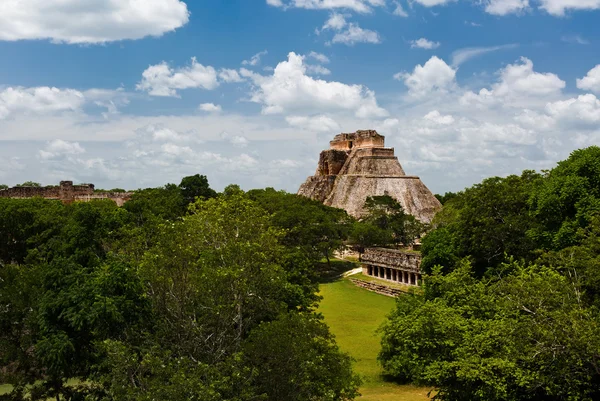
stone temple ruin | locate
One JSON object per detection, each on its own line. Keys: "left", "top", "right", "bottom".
{"left": 360, "top": 248, "right": 422, "bottom": 287}
{"left": 0, "top": 181, "right": 132, "bottom": 206}
{"left": 298, "top": 130, "right": 441, "bottom": 222}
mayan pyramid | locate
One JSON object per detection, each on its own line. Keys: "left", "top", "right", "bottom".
{"left": 297, "top": 130, "right": 441, "bottom": 222}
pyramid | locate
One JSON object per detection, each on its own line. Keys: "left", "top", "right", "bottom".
{"left": 298, "top": 130, "right": 441, "bottom": 222}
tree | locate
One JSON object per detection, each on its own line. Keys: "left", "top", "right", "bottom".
{"left": 15, "top": 182, "right": 41, "bottom": 187}
{"left": 0, "top": 184, "right": 8, "bottom": 190}
{"left": 420, "top": 171, "right": 542, "bottom": 275}
{"left": 379, "top": 261, "right": 600, "bottom": 401}
{"left": 350, "top": 195, "right": 426, "bottom": 251}
{"left": 530, "top": 146, "right": 600, "bottom": 250}
{"left": 248, "top": 188, "right": 352, "bottom": 267}
{"left": 178, "top": 174, "right": 217, "bottom": 205}
{"left": 244, "top": 312, "right": 361, "bottom": 401}
{"left": 435, "top": 192, "right": 458, "bottom": 205}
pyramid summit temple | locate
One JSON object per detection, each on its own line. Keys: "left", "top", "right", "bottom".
{"left": 297, "top": 130, "right": 441, "bottom": 222}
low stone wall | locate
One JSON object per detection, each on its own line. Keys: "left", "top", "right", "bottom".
{"left": 350, "top": 278, "right": 405, "bottom": 297}
{"left": 0, "top": 181, "right": 132, "bottom": 206}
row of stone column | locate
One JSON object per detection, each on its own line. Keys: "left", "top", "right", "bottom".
{"left": 366, "top": 265, "right": 420, "bottom": 286}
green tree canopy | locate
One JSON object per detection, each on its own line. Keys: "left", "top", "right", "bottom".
{"left": 178, "top": 174, "right": 217, "bottom": 205}
{"left": 379, "top": 261, "right": 600, "bottom": 401}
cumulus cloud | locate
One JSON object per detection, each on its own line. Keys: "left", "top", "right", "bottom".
{"left": 229, "top": 136, "right": 250, "bottom": 148}
{"left": 137, "top": 58, "right": 219, "bottom": 97}
{"left": 266, "top": 0, "right": 385, "bottom": 13}
{"left": 320, "top": 13, "right": 349, "bottom": 31}
{"left": 410, "top": 38, "right": 440, "bottom": 49}
{"left": 330, "top": 24, "right": 381, "bottom": 45}
{"left": 319, "top": 13, "right": 381, "bottom": 45}
{"left": 546, "top": 94, "right": 600, "bottom": 124}
{"left": 577, "top": 65, "right": 600, "bottom": 94}
{"left": 424, "top": 110, "right": 455, "bottom": 125}
{"left": 286, "top": 115, "right": 341, "bottom": 132}
{"left": 461, "top": 57, "right": 565, "bottom": 106}
{"left": 538, "top": 0, "right": 600, "bottom": 16}
{"left": 394, "top": 56, "right": 457, "bottom": 97}
{"left": 199, "top": 103, "right": 223, "bottom": 113}
{"left": 39, "top": 139, "right": 85, "bottom": 160}
{"left": 245, "top": 52, "right": 387, "bottom": 118}
{"left": 483, "top": 0, "right": 529, "bottom": 15}
{"left": 0, "top": 87, "right": 85, "bottom": 119}
{"left": 0, "top": 0, "right": 189, "bottom": 44}
{"left": 243, "top": 50, "right": 268, "bottom": 67}
{"left": 218, "top": 69, "right": 245, "bottom": 83}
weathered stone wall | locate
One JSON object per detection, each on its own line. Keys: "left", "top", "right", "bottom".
{"left": 330, "top": 130, "right": 385, "bottom": 151}
{"left": 296, "top": 176, "right": 337, "bottom": 203}
{"left": 316, "top": 149, "right": 349, "bottom": 176}
{"left": 360, "top": 247, "right": 421, "bottom": 273}
{"left": 0, "top": 181, "right": 132, "bottom": 206}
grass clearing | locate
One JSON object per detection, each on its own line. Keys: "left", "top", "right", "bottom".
{"left": 318, "top": 278, "right": 431, "bottom": 401}
{"left": 0, "top": 384, "right": 11, "bottom": 395}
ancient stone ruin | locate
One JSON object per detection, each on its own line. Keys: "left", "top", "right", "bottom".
{"left": 298, "top": 130, "right": 441, "bottom": 222}
{"left": 360, "top": 247, "right": 422, "bottom": 287}
{"left": 0, "top": 181, "right": 132, "bottom": 206}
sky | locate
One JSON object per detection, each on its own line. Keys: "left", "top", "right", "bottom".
{"left": 1, "top": 0, "right": 600, "bottom": 194}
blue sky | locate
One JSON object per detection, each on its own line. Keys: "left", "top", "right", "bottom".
{"left": 0, "top": 0, "right": 599, "bottom": 194}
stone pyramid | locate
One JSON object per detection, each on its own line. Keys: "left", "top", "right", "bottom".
{"left": 297, "top": 130, "right": 441, "bottom": 222}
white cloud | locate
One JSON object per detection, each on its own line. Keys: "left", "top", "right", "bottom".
{"left": 161, "top": 143, "right": 194, "bottom": 157}
{"left": 0, "top": 0, "right": 189, "bottom": 44}
{"left": 270, "top": 159, "right": 303, "bottom": 168}
{"left": 451, "top": 44, "right": 518, "bottom": 67}
{"left": 219, "top": 69, "right": 245, "bottom": 83}
{"left": 306, "top": 64, "right": 332, "bottom": 75}
{"left": 243, "top": 50, "right": 268, "bottom": 67}
{"left": 561, "top": 35, "right": 590, "bottom": 45}
{"left": 308, "top": 51, "right": 330, "bottom": 63}
{"left": 199, "top": 103, "right": 223, "bottom": 113}
{"left": 286, "top": 115, "right": 341, "bottom": 131}
{"left": 546, "top": 94, "right": 600, "bottom": 124}
{"left": 424, "top": 110, "right": 455, "bottom": 125}
{"left": 410, "top": 38, "right": 440, "bottom": 49}
{"left": 246, "top": 52, "right": 387, "bottom": 118}
{"left": 230, "top": 136, "right": 250, "bottom": 148}
{"left": 321, "top": 13, "right": 348, "bottom": 31}
{"left": 39, "top": 139, "right": 85, "bottom": 160}
{"left": 319, "top": 13, "right": 380, "bottom": 45}
{"left": 394, "top": 56, "right": 457, "bottom": 97}
{"left": 393, "top": 1, "right": 409, "bottom": 16}
{"left": 412, "top": 0, "right": 456, "bottom": 6}
{"left": 266, "top": 0, "right": 385, "bottom": 13}
{"left": 461, "top": 57, "right": 565, "bottom": 106}
{"left": 484, "top": 0, "right": 529, "bottom": 15}
{"left": 577, "top": 65, "right": 600, "bottom": 94}
{"left": 538, "top": 0, "right": 600, "bottom": 16}
{"left": 331, "top": 23, "right": 381, "bottom": 45}
{"left": 137, "top": 58, "right": 219, "bottom": 97}
{"left": 0, "top": 87, "right": 85, "bottom": 119}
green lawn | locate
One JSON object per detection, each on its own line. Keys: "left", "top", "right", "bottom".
{"left": 318, "top": 278, "right": 432, "bottom": 401}
{"left": 0, "top": 384, "right": 11, "bottom": 395}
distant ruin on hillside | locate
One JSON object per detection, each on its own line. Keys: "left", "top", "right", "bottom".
{"left": 0, "top": 181, "right": 133, "bottom": 206}
{"left": 298, "top": 130, "right": 441, "bottom": 222}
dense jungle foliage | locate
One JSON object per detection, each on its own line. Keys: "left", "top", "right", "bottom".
{"left": 0, "top": 175, "right": 384, "bottom": 401}
{"left": 379, "top": 146, "right": 600, "bottom": 400}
